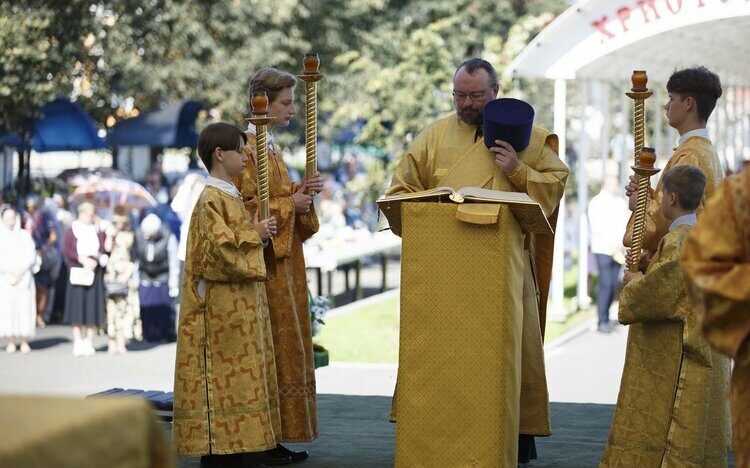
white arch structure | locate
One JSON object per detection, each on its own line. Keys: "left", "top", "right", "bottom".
{"left": 507, "top": 0, "right": 750, "bottom": 320}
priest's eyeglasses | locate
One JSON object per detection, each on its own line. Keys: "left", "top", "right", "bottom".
{"left": 452, "top": 90, "right": 488, "bottom": 102}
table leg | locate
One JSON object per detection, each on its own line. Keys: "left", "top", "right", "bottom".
{"left": 327, "top": 270, "right": 333, "bottom": 301}
{"left": 381, "top": 254, "right": 388, "bottom": 293}
{"left": 355, "top": 259, "right": 362, "bottom": 300}
{"left": 316, "top": 268, "right": 323, "bottom": 297}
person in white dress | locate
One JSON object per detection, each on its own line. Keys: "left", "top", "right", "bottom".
{"left": 0, "top": 206, "right": 38, "bottom": 354}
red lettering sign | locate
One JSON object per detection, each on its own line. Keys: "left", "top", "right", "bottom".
{"left": 616, "top": 7, "right": 633, "bottom": 31}
{"left": 636, "top": 0, "right": 662, "bottom": 22}
{"left": 591, "top": 15, "right": 616, "bottom": 39}
{"left": 593, "top": 0, "right": 726, "bottom": 40}
{"left": 664, "top": 0, "right": 684, "bottom": 13}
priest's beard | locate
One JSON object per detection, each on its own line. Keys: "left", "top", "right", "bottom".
{"left": 457, "top": 108, "right": 483, "bottom": 126}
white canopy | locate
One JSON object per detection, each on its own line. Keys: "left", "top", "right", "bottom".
{"left": 508, "top": 0, "right": 750, "bottom": 85}
{"left": 506, "top": 0, "right": 750, "bottom": 321}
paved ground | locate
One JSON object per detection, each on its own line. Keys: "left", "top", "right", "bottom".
{"left": 0, "top": 308, "right": 626, "bottom": 402}
{"left": 3, "top": 304, "right": 735, "bottom": 467}
{"left": 0, "top": 311, "right": 635, "bottom": 468}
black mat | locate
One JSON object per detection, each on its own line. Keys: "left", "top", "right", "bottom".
{"left": 171, "top": 395, "right": 735, "bottom": 467}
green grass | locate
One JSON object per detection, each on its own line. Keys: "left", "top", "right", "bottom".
{"left": 317, "top": 289, "right": 595, "bottom": 364}
{"left": 316, "top": 295, "right": 400, "bottom": 364}
{"left": 544, "top": 307, "right": 595, "bottom": 342}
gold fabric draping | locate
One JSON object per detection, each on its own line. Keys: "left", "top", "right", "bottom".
{"left": 172, "top": 186, "right": 281, "bottom": 456}
{"left": 395, "top": 202, "right": 524, "bottom": 467}
{"left": 0, "top": 395, "right": 172, "bottom": 468}
{"left": 683, "top": 168, "right": 750, "bottom": 468}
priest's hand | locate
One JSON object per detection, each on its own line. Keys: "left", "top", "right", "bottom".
{"left": 254, "top": 212, "right": 277, "bottom": 241}
{"left": 305, "top": 172, "right": 324, "bottom": 194}
{"left": 490, "top": 140, "right": 519, "bottom": 172}
{"left": 292, "top": 184, "right": 313, "bottom": 214}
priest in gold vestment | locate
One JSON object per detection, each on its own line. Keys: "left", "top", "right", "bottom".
{"left": 601, "top": 165, "right": 729, "bottom": 467}
{"left": 173, "top": 123, "right": 283, "bottom": 465}
{"left": 624, "top": 67, "right": 724, "bottom": 252}
{"left": 234, "top": 68, "right": 323, "bottom": 461}
{"left": 683, "top": 167, "right": 750, "bottom": 468}
{"left": 387, "top": 58, "right": 568, "bottom": 466}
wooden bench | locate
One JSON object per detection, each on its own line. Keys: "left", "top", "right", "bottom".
{"left": 87, "top": 388, "right": 174, "bottom": 422}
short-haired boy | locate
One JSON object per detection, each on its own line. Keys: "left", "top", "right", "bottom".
{"left": 172, "top": 123, "right": 293, "bottom": 467}
{"left": 625, "top": 66, "right": 724, "bottom": 253}
{"left": 602, "top": 165, "right": 730, "bottom": 467}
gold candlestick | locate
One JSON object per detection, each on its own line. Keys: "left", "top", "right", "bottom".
{"left": 247, "top": 91, "right": 275, "bottom": 220}
{"left": 626, "top": 70, "right": 652, "bottom": 165}
{"left": 629, "top": 147, "right": 660, "bottom": 272}
{"left": 626, "top": 71, "right": 656, "bottom": 272}
{"left": 298, "top": 53, "right": 325, "bottom": 196}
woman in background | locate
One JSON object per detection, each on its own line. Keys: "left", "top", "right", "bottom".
{"left": 133, "top": 213, "right": 178, "bottom": 342}
{"left": 104, "top": 206, "right": 140, "bottom": 354}
{"left": 62, "top": 202, "right": 108, "bottom": 357}
{"left": 0, "top": 207, "right": 38, "bottom": 354}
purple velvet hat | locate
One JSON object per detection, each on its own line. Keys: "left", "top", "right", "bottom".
{"left": 482, "top": 98, "right": 535, "bottom": 152}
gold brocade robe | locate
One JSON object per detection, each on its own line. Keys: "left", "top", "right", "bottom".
{"left": 601, "top": 225, "right": 730, "bottom": 468}
{"left": 388, "top": 113, "right": 569, "bottom": 437}
{"left": 682, "top": 168, "right": 750, "bottom": 468}
{"left": 234, "top": 132, "right": 319, "bottom": 443}
{"left": 172, "top": 186, "right": 281, "bottom": 456}
{"left": 625, "top": 136, "right": 723, "bottom": 252}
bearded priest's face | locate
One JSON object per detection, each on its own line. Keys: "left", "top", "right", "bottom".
{"left": 453, "top": 67, "right": 498, "bottom": 126}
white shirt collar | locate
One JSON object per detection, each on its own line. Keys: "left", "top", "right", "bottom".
{"left": 246, "top": 122, "right": 275, "bottom": 150}
{"left": 669, "top": 213, "right": 697, "bottom": 232}
{"left": 205, "top": 176, "right": 240, "bottom": 197}
{"left": 678, "top": 128, "right": 709, "bottom": 147}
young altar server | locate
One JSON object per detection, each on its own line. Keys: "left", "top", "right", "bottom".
{"left": 172, "top": 123, "right": 294, "bottom": 467}
{"left": 234, "top": 68, "right": 324, "bottom": 462}
{"left": 624, "top": 66, "right": 724, "bottom": 253}
{"left": 601, "top": 165, "right": 730, "bottom": 467}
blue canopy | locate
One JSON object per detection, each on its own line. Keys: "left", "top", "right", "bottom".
{"left": 33, "top": 98, "right": 106, "bottom": 151}
{"left": 1, "top": 98, "right": 106, "bottom": 152}
{"left": 107, "top": 100, "right": 206, "bottom": 149}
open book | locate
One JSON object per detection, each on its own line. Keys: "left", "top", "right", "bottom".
{"left": 377, "top": 186, "right": 552, "bottom": 235}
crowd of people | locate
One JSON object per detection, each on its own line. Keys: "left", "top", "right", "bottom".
{"left": 0, "top": 137, "right": 381, "bottom": 359}
{"left": 0, "top": 166, "right": 203, "bottom": 355}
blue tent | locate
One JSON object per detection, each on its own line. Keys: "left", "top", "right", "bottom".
{"left": 106, "top": 100, "right": 206, "bottom": 148}
{"left": 0, "top": 98, "right": 106, "bottom": 152}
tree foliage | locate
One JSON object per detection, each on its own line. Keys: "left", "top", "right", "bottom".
{"left": 0, "top": 1, "right": 101, "bottom": 133}
{"left": 0, "top": 0, "right": 566, "bottom": 153}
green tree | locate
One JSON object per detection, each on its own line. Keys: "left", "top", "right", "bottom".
{"left": 1, "top": 0, "right": 566, "bottom": 155}
{"left": 0, "top": 1, "right": 102, "bottom": 133}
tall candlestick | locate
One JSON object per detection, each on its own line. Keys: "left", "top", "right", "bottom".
{"left": 298, "top": 53, "right": 325, "bottom": 196}
{"left": 247, "top": 91, "right": 275, "bottom": 220}
{"left": 625, "top": 71, "right": 658, "bottom": 272}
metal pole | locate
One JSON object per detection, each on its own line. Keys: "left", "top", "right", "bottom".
{"left": 549, "top": 78, "right": 568, "bottom": 322}
{"left": 577, "top": 80, "right": 592, "bottom": 310}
